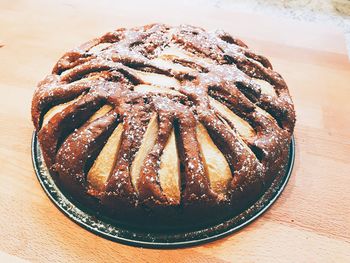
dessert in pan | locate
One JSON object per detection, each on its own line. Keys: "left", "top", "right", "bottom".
{"left": 31, "top": 24, "right": 295, "bottom": 227}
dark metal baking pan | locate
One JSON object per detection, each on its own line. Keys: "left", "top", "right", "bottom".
{"left": 32, "top": 132, "right": 295, "bottom": 248}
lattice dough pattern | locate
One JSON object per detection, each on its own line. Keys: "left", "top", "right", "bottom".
{"left": 31, "top": 24, "right": 295, "bottom": 222}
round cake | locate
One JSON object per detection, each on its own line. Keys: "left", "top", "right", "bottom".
{"left": 31, "top": 24, "right": 295, "bottom": 226}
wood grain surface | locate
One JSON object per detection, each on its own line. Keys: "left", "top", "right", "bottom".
{"left": 0, "top": 0, "right": 349, "bottom": 262}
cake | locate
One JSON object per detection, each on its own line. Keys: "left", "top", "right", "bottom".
{"left": 31, "top": 24, "right": 295, "bottom": 226}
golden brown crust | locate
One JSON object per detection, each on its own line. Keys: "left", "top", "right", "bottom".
{"left": 31, "top": 24, "right": 295, "bottom": 225}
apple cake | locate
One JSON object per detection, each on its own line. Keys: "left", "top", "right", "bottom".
{"left": 31, "top": 24, "right": 295, "bottom": 226}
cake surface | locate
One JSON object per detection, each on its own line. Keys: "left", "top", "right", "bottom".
{"left": 31, "top": 24, "right": 295, "bottom": 226}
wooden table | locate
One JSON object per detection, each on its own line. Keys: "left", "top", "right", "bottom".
{"left": 1, "top": 1, "right": 350, "bottom": 262}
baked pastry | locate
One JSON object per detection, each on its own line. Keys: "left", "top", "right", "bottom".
{"left": 31, "top": 24, "right": 295, "bottom": 226}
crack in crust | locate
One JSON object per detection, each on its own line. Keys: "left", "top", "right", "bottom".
{"left": 31, "top": 23, "right": 295, "bottom": 224}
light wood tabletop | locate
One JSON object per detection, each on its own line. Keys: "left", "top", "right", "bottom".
{"left": 1, "top": 0, "right": 350, "bottom": 262}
